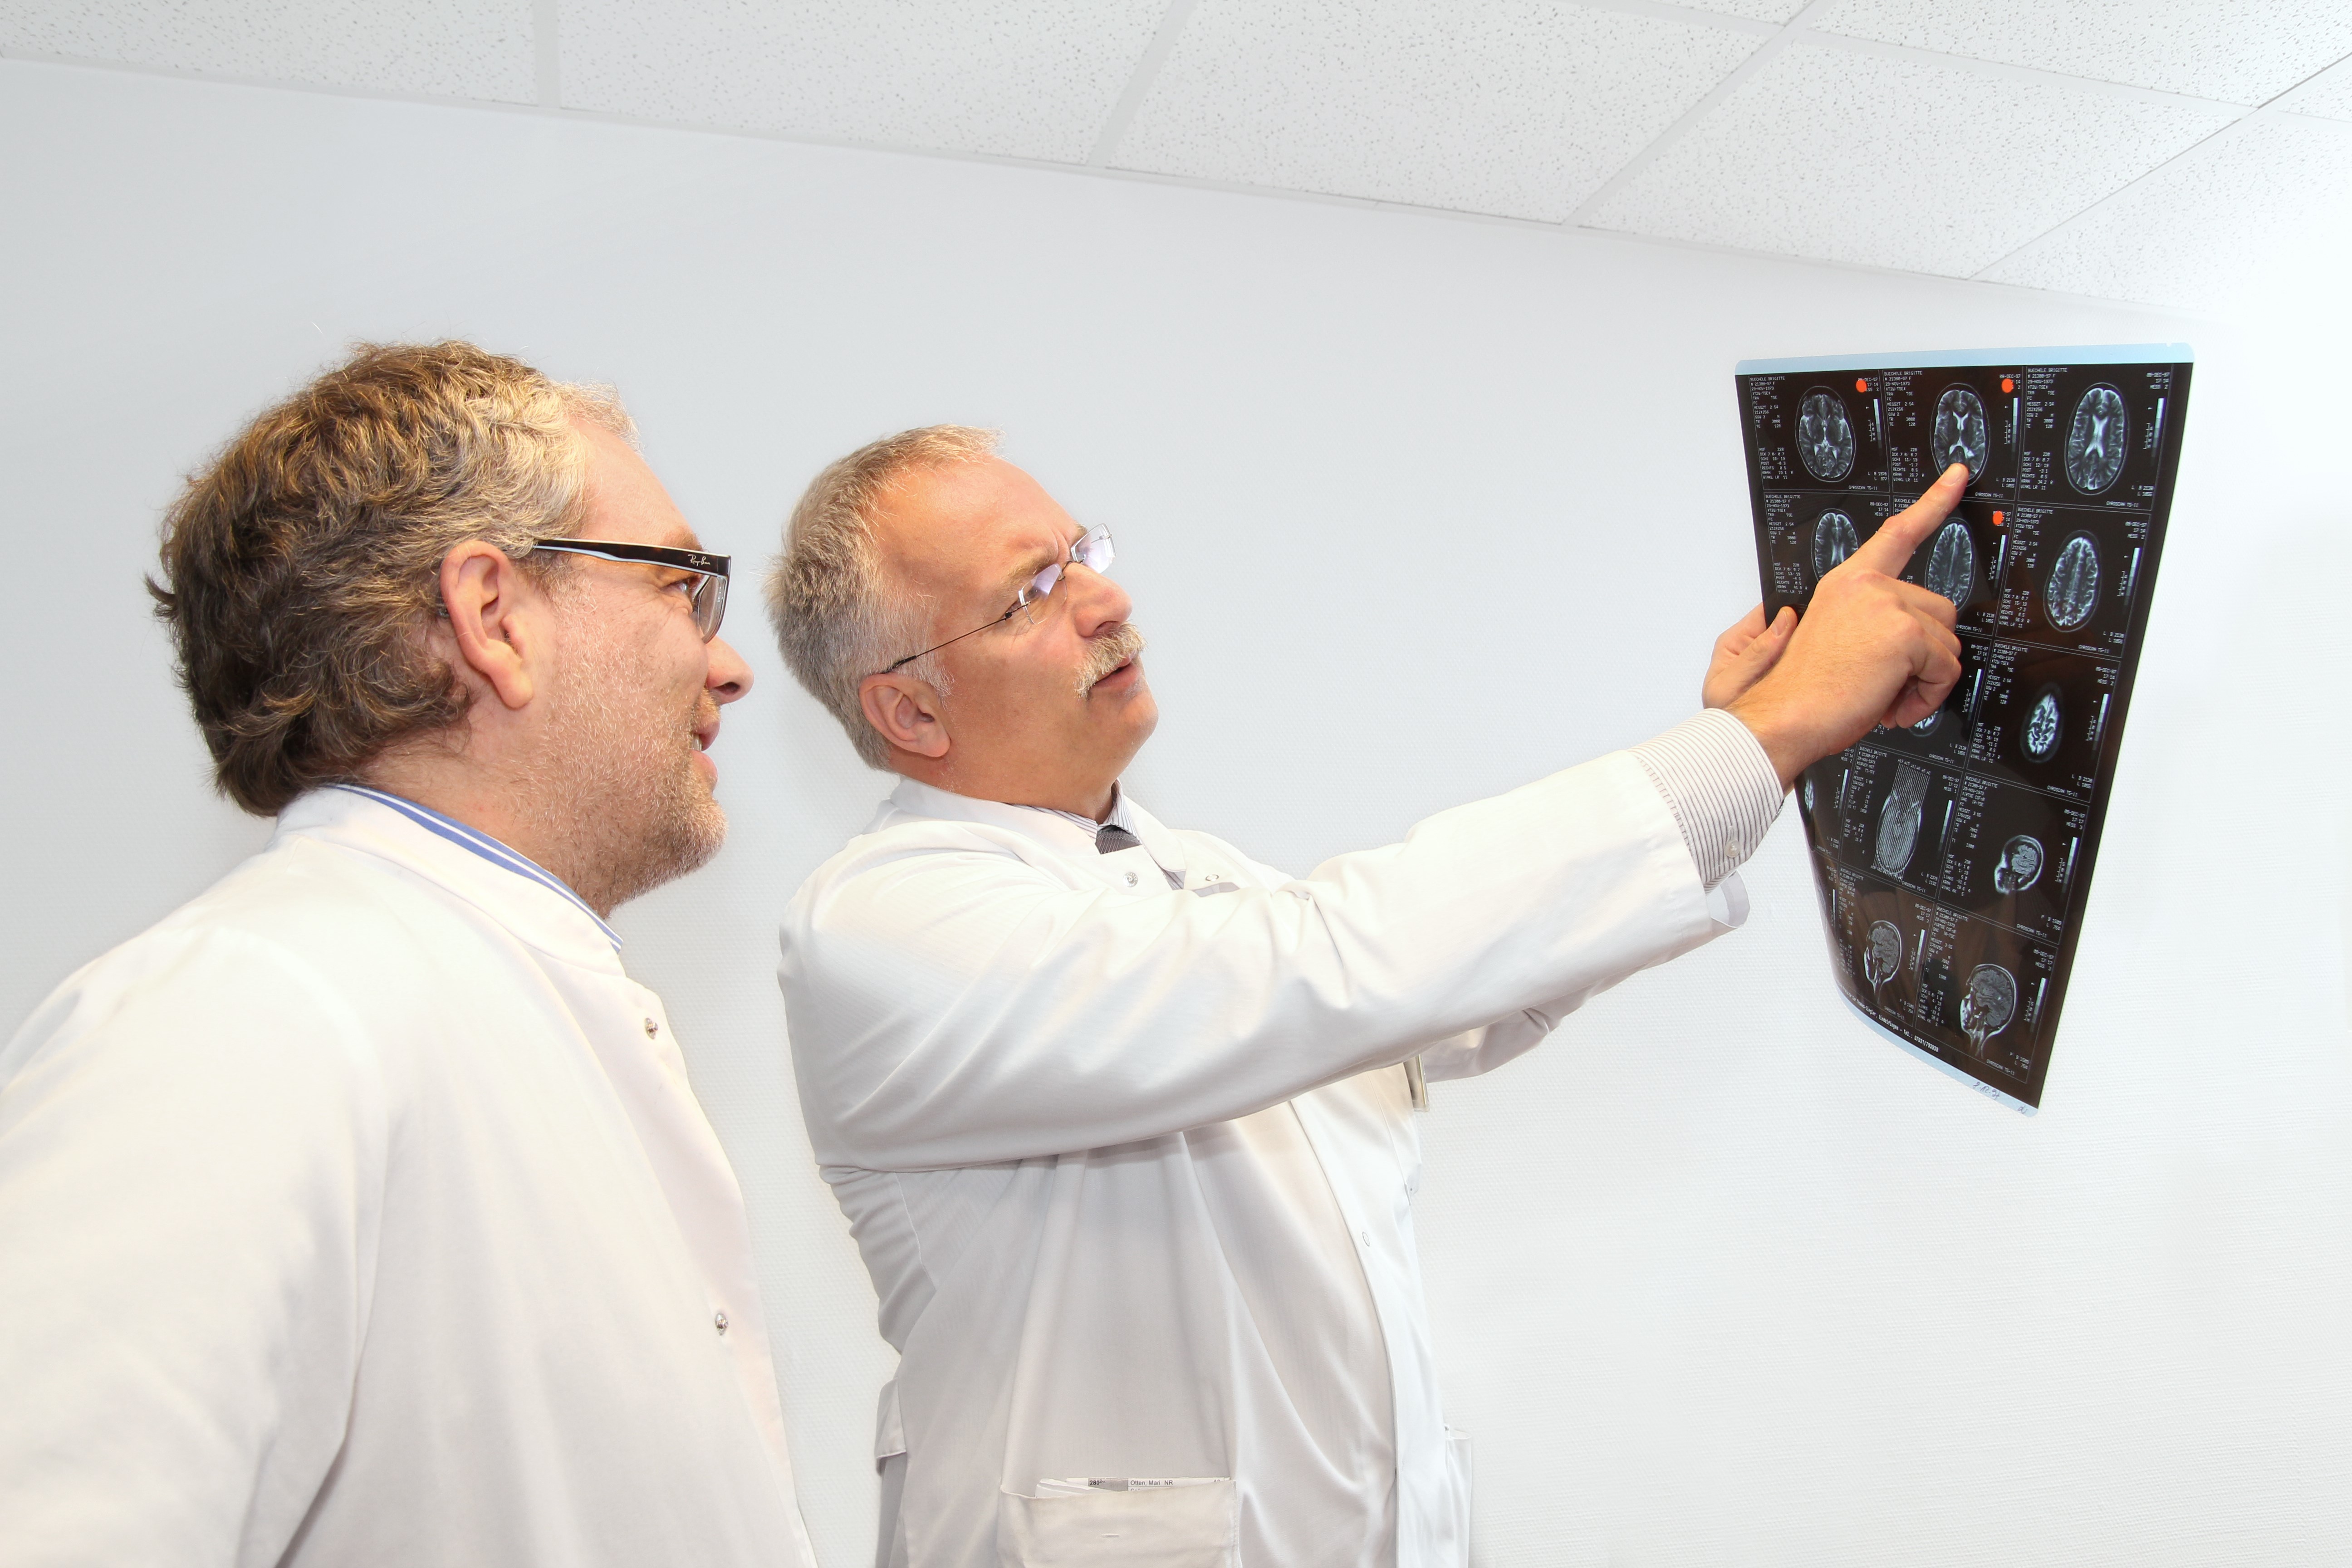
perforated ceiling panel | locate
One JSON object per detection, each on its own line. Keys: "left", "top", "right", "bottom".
{"left": 1813, "top": 0, "right": 2352, "bottom": 106}
{"left": 1584, "top": 43, "right": 2239, "bottom": 276}
{"left": 5, "top": 0, "right": 2348, "bottom": 309}
{"left": 556, "top": 0, "right": 1163, "bottom": 162}
{"left": 1111, "top": 0, "right": 1760, "bottom": 221}
{"left": 0, "top": 0, "right": 537, "bottom": 101}
{"left": 1982, "top": 113, "right": 2352, "bottom": 308}
{"left": 2283, "top": 62, "right": 2352, "bottom": 122}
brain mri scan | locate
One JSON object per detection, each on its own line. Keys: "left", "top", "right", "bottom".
{"left": 2065, "top": 384, "right": 2129, "bottom": 494}
{"left": 2044, "top": 533, "right": 2101, "bottom": 630}
{"left": 1737, "top": 349, "right": 2190, "bottom": 1112}
{"left": 1924, "top": 519, "right": 1976, "bottom": 607}
{"left": 1959, "top": 963, "right": 2019, "bottom": 1055}
{"left": 1931, "top": 386, "right": 1991, "bottom": 483}
{"left": 2022, "top": 689, "right": 2063, "bottom": 762}
{"left": 1797, "top": 389, "right": 1857, "bottom": 482}
{"left": 1875, "top": 764, "right": 1930, "bottom": 876}
{"left": 1992, "top": 834, "right": 2044, "bottom": 894}
{"left": 1810, "top": 510, "right": 1859, "bottom": 580}
{"left": 1864, "top": 920, "right": 1904, "bottom": 991}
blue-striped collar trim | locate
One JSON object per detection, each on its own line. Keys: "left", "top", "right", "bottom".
{"left": 328, "top": 784, "right": 622, "bottom": 952}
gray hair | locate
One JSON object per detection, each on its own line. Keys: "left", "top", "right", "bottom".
{"left": 151, "top": 340, "right": 632, "bottom": 815}
{"left": 765, "top": 425, "right": 1000, "bottom": 769}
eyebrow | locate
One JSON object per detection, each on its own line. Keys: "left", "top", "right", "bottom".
{"left": 992, "top": 529, "right": 1082, "bottom": 599}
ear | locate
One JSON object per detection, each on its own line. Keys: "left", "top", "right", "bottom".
{"left": 858, "top": 671, "right": 950, "bottom": 760}
{"left": 436, "top": 542, "right": 543, "bottom": 711}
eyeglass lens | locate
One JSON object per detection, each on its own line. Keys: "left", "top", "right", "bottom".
{"left": 692, "top": 573, "right": 728, "bottom": 641}
{"left": 1016, "top": 528, "right": 1116, "bottom": 626}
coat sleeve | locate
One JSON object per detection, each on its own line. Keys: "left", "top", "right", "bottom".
{"left": 782, "top": 751, "right": 1734, "bottom": 1169}
{"left": 0, "top": 926, "right": 387, "bottom": 1568}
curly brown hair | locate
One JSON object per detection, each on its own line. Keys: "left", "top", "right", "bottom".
{"left": 150, "top": 341, "right": 632, "bottom": 815}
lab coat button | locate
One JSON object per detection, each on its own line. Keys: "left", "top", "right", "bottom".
{"left": 1359, "top": 1230, "right": 1372, "bottom": 1247}
{"left": 714, "top": 1310, "right": 729, "bottom": 1336}
{"left": 1123, "top": 872, "right": 1138, "bottom": 887}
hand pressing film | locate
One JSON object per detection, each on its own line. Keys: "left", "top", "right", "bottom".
{"left": 1708, "top": 462, "right": 1970, "bottom": 788}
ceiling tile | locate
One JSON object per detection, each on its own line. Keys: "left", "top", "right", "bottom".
{"left": 1585, "top": 43, "right": 2238, "bottom": 276}
{"left": 2280, "top": 60, "right": 2352, "bottom": 123}
{"left": 556, "top": 0, "right": 1163, "bottom": 163}
{"left": 0, "top": 0, "right": 537, "bottom": 102}
{"left": 1694, "top": 0, "right": 1808, "bottom": 20}
{"left": 1980, "top": 113, "right": 2352, "bottom": 311}
{"left": 1811, "top": 0, "right": 2352, "bottom": 107}
{"left": 1109, "top": 0, "right": 1762, "bottom": 221}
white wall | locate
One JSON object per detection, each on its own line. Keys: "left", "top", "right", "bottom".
{"left": 5, "top": 58, "right": 2347, "bottom": 1567}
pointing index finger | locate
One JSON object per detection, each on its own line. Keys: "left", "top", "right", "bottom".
{"left": 1849, "top": 462, "right": 1968, "bottom": 575}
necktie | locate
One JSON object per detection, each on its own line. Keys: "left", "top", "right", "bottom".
{"left": 1097, "top": 823, "right": 1143, "bottom": 855}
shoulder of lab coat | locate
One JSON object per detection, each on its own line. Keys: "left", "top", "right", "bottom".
{"left": 780, "top": 749, "right": 1742, "bottom": 1171}
{"left": 0, "top": 832, "right": 485, "bottom": 1567}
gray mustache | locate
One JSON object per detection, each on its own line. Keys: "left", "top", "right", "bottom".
{"left": 1077, "top": 624, "right": 1147, "bottom": 695}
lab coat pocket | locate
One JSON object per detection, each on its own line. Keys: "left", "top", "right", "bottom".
{"left": 995, "top": 1478, "right": 1237, "bottom": 1567}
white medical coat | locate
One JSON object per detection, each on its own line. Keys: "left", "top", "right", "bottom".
{"left": 0, "top": 787, "right": 816, "bottom": 1568}
{"left": 780, "top": 742, "right": 1758, "bottom": 1568}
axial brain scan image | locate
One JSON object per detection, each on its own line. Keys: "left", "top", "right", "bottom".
{"left": 1924, "top": 520, "right": 1976, "bottom": 607}
{"left": 2066, "top": 384, "right": 2129, "bottom": 494}
{"left": 2044, "top": 533, "right": 2101, "bottom": 630}
{"left": 1797, "top": 388, "right": 1857, "bottom": 482}
{"left": 1864, "top": 920, "right": 1904, "bottom": 990}
{"left": 1993, "top": 834, "right": 2044, "bottom": 894}
{"left": 1932, "top": 386, "right": 1991, "bottom": 482}
{"left": 2022, "top": 690, "right": 2063, "bottom": 762}
{"left": 1960, "top": 964, "right": 2019, "bottom": 1054}
{"left": 1810, "top": 510, "right": 1859, "bottom": 580}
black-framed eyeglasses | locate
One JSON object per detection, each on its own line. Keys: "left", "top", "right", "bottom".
{"left": 531, "top": 538, "right": 731, "bottom": 641}
{"left": 880, "top": 524, "right": 1115, "bottom": 674}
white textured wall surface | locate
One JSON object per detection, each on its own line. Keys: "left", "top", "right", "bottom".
{"left": 3, "top": 58, "right": 2347, "bottom": 1567}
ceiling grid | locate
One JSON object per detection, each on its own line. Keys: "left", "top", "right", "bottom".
{"left": 0, "top": 0, "right": 2343, "bottom": 312}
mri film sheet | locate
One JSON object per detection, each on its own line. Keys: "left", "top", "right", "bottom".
{"left": 1740, "top": 347, "right": 2190, "bottom": 1112}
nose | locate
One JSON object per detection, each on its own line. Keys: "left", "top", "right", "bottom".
{"left": 1067, "top": 564, "right": 1132, "bottom": 640}
{"left": 706, "top": 635, "right": 754, "bottom": 704}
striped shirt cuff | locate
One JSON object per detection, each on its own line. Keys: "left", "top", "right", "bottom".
{"left": 1630, "top": 709, "right": 1786, "bottom": 891}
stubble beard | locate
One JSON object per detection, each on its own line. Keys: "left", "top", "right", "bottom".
{"left": 524, "top": 629, "right": 726, "bottom": 916}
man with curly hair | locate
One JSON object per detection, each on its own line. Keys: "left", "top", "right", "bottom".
{"left": 0, "top": 343, "right": 815, "bottom": 1566}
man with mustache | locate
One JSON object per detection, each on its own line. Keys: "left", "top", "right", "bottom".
{"left": 0, "top": 343, "right": 816, "bottom": 1566}
{"left": 768, "top": 426, "right": 1966, "bottom": 1568}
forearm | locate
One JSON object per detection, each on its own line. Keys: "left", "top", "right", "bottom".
{"left": 789, "top": 750, "right": 1728, "bottom": 1167}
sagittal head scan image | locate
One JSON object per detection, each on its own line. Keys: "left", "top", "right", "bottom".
{"left": 1959, "top": 963, "right": 2019, "bottom": 1055}
{"left": 2022, "top": 688, "right": 2063, "bottom": 763}
{"left": 2044, "top": 532, "right": 2101, "bottom": 630}
{"left": 1924, "top": 519, "right": 1976, "bottom": 607}
{"left": 1992, "top": 834, "right": 2045, "bottom": 895}
{"left": 1875, "top": 764, "right": 1930, "bottom": 877}
{"left": 1865, "top": 920, "right": 1904, "bottom": 992}
{"left": 1810, "top": 510, "right": 1859, "bottom": 580}
{"left": 1932, "top": 386, "right": 1991, "bottom": 483}
{"left": 1798, "top": 387, "right": 1857, "bottom": 482}
{"left": 2066, "top": 384, "right": 2129, "bottom": 494}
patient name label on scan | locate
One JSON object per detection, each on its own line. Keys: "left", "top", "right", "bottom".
{"left": 1735, "top": 346, "right": 2191, "bottom": 1113}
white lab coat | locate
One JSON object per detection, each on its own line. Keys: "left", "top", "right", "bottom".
{"left": 780, "top": 749, "right": 1747, "bottom": 1568}
{"left": 0, "top": 787, "right": 816, "bottom": 1568}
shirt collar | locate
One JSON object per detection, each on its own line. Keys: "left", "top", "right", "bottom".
{"left": 274, "top": 785, "right": 624, "bottom": 961}
{"left": 879, "top": 777, "right": 1186, "bottom": 877}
